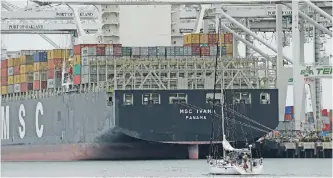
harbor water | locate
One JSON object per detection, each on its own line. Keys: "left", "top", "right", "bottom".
{"left": 2, "top": 159, "right": 332, "bottom": 177}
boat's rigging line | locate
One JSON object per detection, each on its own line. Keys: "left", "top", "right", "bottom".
{"left": 180, "top": 102, "right": 272, "bottom": 134}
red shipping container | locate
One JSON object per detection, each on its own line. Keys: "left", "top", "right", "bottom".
{"left": 73, "top": 45, "right": 82, "bottom": 55}
{"left": 96, "top": 45, "right": 106, "bottom": 56}
{"left": 48, "top": 69, "right": 55, "bottom": 79}
{"left": 208, "top": 34, "right": 217, "bottom": 44}
{"left": 1, "top": 77, "right": 7, "bottom": 85}
{"left": 285, "top": 114, "right": 292, "bottom": 121}
{"left": 1, "top": 68, "right": 7, "bottom": 77}
{"left": 41, "top": 81, "right": 47, "bottom": 89}
{"left": 74, "top": 75, "right": 81, "bottom": 85}
{"left": 14, "top": 66, "right": 20, "bottom": 75}
{"left": 201, "top": 46, "right": 210, "bottom": 56}
{"left": 322, "top": 124, "right": 330, "bottom": 131}
{"left": 1, "top": 60, "right": 8, "bottom": 69}
{"left": 33, "top": 81, "right": 40, "bottom": 90}
{"left": 48, "top": 59, "right": 54, "bottom": 69}
{"left": 53, "top": 58, "right": 63, "bottom": 69}
{"left": 113, "top": 44, "right": 123, "bottom": 56}
{"left": 224, "top": 33, "right": 233, "bottom": 44}
{"left": 191, "top": 46, "right": 201, "bottom": 56}
{"left": 322, "top": 109, "right": 328, "bottom": 116}
{"left": 20, "top": 83, "right": 27, "bottom": 92}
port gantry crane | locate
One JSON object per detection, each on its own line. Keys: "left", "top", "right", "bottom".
{"left": 1, "top": 0, "right": 332, "bottom": 134}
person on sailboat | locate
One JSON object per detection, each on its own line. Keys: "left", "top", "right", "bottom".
{"left": 243, "top": 153, "right": 248, "bottom": 170}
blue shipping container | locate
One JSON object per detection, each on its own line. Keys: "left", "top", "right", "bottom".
{"left": 285, "top": 106, "right": 292, "bottom": 114}
{"left": 34, "top": 52, "right": 48, "bottom": 62}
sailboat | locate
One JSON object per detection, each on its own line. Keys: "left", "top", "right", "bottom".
{"left": 206, "top": 18, "right": 264, "bottom": 175}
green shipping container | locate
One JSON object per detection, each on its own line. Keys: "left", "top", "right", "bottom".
{"left": 122, "top": 47, "right": 132, "bottom": 56}
{"left": 73, "top": 64, "right": 81, "bottom": 75}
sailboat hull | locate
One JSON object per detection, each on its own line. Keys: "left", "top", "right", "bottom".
{"left": 209, "top": 161, "right": 263, "bottom": 175}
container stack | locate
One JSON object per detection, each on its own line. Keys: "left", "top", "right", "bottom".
{"left": 284, "top": 106, "right": 294, "bottom": 121}
{"left": 183, "top": 33, "right": 233, "bottom": 57}
{"left": 19, "top": 55, "right": 34, "bottom": 92}
{"left": 321, "top": 109, "right": 331, "bottom": 132}
{"left": 7, "top": 58, "right": 14, "bottom": 94}
{"left": 47, "top": 49, "right": 70, "bottom": 89}
{"left": 73, "top": 44, "right": 123, "bottom": 85}
{"left": 1, "top": 58, "right": 8, "bottom": 95}
{"left": 33, "top": 52, "right": 48, "bottom": 90}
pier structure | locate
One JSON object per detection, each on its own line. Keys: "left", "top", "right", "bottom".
{"left": 277, "top": 142, "right": 332, "bottom": 158}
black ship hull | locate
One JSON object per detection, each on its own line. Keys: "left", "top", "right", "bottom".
{"left": 1, "top": 89, "right": 279, "bottom": 161}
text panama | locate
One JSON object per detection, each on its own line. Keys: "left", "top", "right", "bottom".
{"left": 1, "top": 102, "right": 44, "bottom": 140}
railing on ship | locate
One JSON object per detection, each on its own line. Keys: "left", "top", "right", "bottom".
{"left": 1, "top": 82, "right": 114, "bottom": 102}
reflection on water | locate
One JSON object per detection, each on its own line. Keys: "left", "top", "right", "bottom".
{"left": 1, "top": 159, "right": 332, "bottom": 177}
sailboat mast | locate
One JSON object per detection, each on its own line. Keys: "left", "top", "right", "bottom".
{"left": 218, "top": 17, "right": 226, "bottom": 159}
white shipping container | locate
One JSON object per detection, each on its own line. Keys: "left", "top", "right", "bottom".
{"left": 105, "top": 46, "right": 114, "bottom": 55}
{"left": 87, "top": 47, "right": 97, "bottom": 56}
{"left": 88, "top": 56, "right": 97, "bottom": 61}
{"left": 81, "top": 74, "right": 89, "bottom": 84}
{"left": 7, "top": 85, "right": 14, "bottom": 94}
{"left": 14, "top": 84, "right": 20, "bottom": 93}
{"left": 81, "top": 56, "right": 89, "bottom": 66}
{"left": 140, "top": 47, "right": 149, "bottom": 56}
{"left": 7, "top": 67, "right": 14, "bottom": 76}
{"left": 33, "top": 72, "right": 40, "bottom": 81}
{"left": 90, "top": 66, "right": 97, "bottom": 74}
{"left": 41, "top": 71, "right": 47, "bottom": 81}
{"left": 81, "top": 47, "right": 89, "bottom": 56}
{"left": 132, "top": 47, "right": 140, "bottom": 56}
{"left": 81, "top": 66, "right": 90, "bottom": 75}
{"left": 47, "top": 78, "right": 62, "bottom": 89}
{"left": 97, "top": 56, "right": 106, "bottom": 62}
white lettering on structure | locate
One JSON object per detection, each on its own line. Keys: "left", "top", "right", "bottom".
{"left": 179, "top": 109, "right": 215, "bottom": 120}
{"left": 1, "top": 106, "right": 10, "bottom": 140}
{"left": 18, "top": 104, "right": 26, "bottom": 139}
{"left": 35, "top": 102, "right": 44, "bottom": 138}
{"left": 1, "top": 102, "right": 44, "bottom": 140}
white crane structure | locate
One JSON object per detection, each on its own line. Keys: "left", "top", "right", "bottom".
{"left": 1, "top": 0, "right": 332, "bottom": 134}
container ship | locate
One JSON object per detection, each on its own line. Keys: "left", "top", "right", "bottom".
{"left": 1, "top": 33, "right": 280, "bottom": 161}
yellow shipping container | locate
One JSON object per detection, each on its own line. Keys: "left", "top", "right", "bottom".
{"left": 14, "top": 58, "right": 21, "bottom": 66}
{"left": 20, "top": 65, "right": 26, "bottom": 74}
{"left": 8, "top": 58, "right": 14, "bottom": 67}
{"left": 199, "top": 34, "right": 208, "bottom": 44}
{"left": 48, "top": 49, "right": 71, "bottom": 59}
{"left": 226, "top": 44, "right": 233, "bottom": 54}
{"left": 190, "top": 33, "right": 200, "bottom": 44}
{"left": 40, "top": 62, "right": 48, "bottom": 70}
{"left": 8, "top": 76, "right": 14, "bottom": 85}
{"left": 217, "top": 34, "right": 225, "bottom": 44}
{"left": 14, "top": 75, "right": 21, "bottom": 84}
{"left": 34, "top": 62, "right": 41, "bottom": 71}
{"left": 21, "top": 74, "right": 26, "bottom": 83}
{"left": 1, "top": 86, "right": 7, "bottom": 95}
{"left": 74, "top": 55, "right": 81, "bottom": 65}
{"left": 20, "top": 55, "right": 27, "bottom": 64}
{"left": 26, "top": 64, "right": 34, "bottom": 73}
{"left": 226, "top": 53, "right": 233, "bottom": 57}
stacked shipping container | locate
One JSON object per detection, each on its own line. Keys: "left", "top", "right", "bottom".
{"left": 284, "top": 106, "right": 294, "bottom": 121}
{"left": 183, "top": 33, "right": 233, "bottom": 56}
{"left": 47, "top": 49, "right": 70, "bottom": 89}
{"left": 1, "top": 58, "right": 8, "bottom": 94}
{"left": 33, "top": 52, "right": 48, "bottom": 90}
{"left": 73, "top": 44, "right": 122, "bottom": 85}
{"left": 19, "top": 55, "right": 34, "bottom": 92}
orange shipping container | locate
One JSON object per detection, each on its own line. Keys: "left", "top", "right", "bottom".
{"left": 224, "top": 33, "right": 233, "bottom": 44}
{"left": 1, "top": 77, "right": 7, "bottom": 86}
{"left": 74, "top": 75, "right": 81, "bottom": 85}
{"left": 1, "top": 86, "right": 7, "bottom": 95}
{"left": 226, "top": 44, "right": 233, "bottom": 54}
{"left": 216, "top": 34, "right": 225, "bottom": 44}
{"left": 285, "top": 114, "right": 292, "bottom": 121}
{"left": 14, "top": 66, "right": 20, "bottom": 75}
{"left": 33, "top": 81, "right": 40, "bottom": 90}
{"left": 1, "top": 60, "right": 7, "bottom": 69}
{"left": 74, "top": 45, "right": 81, "bottom": 55}
{"left": 199, "top": 34, "right": 208, "bottom": 44}
{"left": 13, "top": 58, "right": 21, "bottom": 66}
{"left": 48, "top": 59, "right": 55, "bottom": 69}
